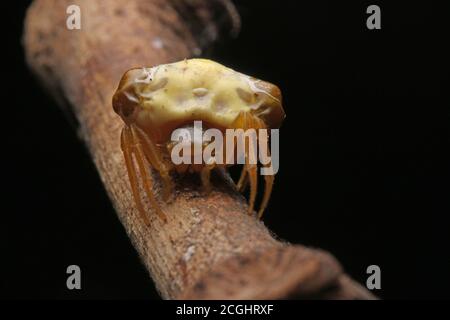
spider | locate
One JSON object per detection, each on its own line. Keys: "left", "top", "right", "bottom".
{"left": 112, "top": 59, "right": 285, "bottom": 224}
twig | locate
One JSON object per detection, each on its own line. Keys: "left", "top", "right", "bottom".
{"left": 23, "top": 0, "right": 375, "bottom": 299}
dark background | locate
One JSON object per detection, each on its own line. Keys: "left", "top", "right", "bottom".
{"left": 2, "top": 0, "right": 449, "bottom": 299}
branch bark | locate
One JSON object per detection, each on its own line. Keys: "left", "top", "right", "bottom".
{"left": 24, "top": 0, "right": 375, "bottom": 300}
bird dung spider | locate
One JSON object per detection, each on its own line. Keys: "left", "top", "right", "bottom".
{"left": 113, "top": 59, "right": 285, "bottom": 225}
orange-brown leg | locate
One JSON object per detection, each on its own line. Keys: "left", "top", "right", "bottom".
{"left": 246, "top": 113, "right": 259, "bottom": 215}
{"left": 247, "top": 162, "right": 258, "bottom": 215}
{"left": 201, "top": 163, "right": 215, "bottom": 193}
{"left": 236, "top": 167, "right": 248, "bottom": 192}
{"left": 232, "top": 112, "right": 276, "bottom": 217}
{"left": 251, "top": 114, "right": 275, "bottom": 218}
{"left": 247, "top": 123, "right": 259, "bottom": 215}
{"left": 121, "top": 126, "right": 151, "bottom": 226}
{"left": 130, "top": 125, "right": 167, "bottom": 222}
{"left": 133, "top": 125, "right": 173, "bottom": 201}
{"left": 233, "top": 112, "right": 258, "bottom": 215}
{"left": 258, "top": 173, "right": 274, "bottom": 218}
{"left": 232, "top": 112, "right": 251, "bottom": 192}
{"left": 256, "top": 124, "right": 275, "bottom": 218}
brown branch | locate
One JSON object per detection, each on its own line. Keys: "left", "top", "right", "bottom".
{"left": 23, "top": 0, "right": 375, "bottom": 299}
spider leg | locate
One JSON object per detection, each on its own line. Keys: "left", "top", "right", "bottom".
{"left": 133, "top": 125, "right": 173, "bottom": 201}
{"left": 236, "top": 167, "right": 248, "bottom": 192}
{"left": 232, "top": 112, "right": 259, "bottom": 215}
{"left": 130, "top": 125, "right": 167, "bottom": 222}
{"left": 246, "top": 113, "right": 260, "bottom": 216}
{"left": 258, "top": 172, "right": 274, "bottom": 219}
{"left": 256, "top": 122, "right": 274, "bottom": 218}
{"left": 247, "top": 162, "right": 258, "bottom": 215}
{"left": 231, "top": 112, "right": 247, "bottom": 188}
{"left": 201, "top": 163, "right": 215, "bottom": 193}
{"left": 121, "top": 126, "right": 151, "bottom": 226}
{"left": 233, "top": 112, "right": 275, "bottom": 217}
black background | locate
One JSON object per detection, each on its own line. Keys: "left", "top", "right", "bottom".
{"left": 2, "top": 0, "right": 449, "bottom": 299}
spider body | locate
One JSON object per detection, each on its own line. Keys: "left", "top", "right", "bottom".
{"left": 113, "top": 59, "right": 285, "bottom": 224}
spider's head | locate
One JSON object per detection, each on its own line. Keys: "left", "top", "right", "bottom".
{"left": 112, "top": 68, "right": 149, "bottom": 126}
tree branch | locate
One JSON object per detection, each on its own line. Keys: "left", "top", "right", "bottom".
{"left": 23, "top": 0, "right": 375, "bottom": 299}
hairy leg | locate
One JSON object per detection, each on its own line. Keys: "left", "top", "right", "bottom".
{"left": 256, "top": 125, "right": 275, "bottom": 218}
{"left": 247, "top": 115, "right": 260, "bottom": 215}
{"left": 132, "top": 125, "right": 173, "bottom": 201}
{"left": 121, "top": 126, "right": 151, "bottom": 226}
{"left": 130, "top": 125, "right": 167, "bottom": 222}
{"left": 236, "top": 167, "right": 248, "bottom": 192}
{"left": 233, "top": 112, "right": 276, "bottom": 217}
{"left": 258, "top": 173, "right": 274, "bottom": 218}
{"left": 200, "top": 163, "right": 215, "bottom": 193}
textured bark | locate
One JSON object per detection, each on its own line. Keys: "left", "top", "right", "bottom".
{"left": 24, "top": 0, "right": 375, "bottom": 299}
